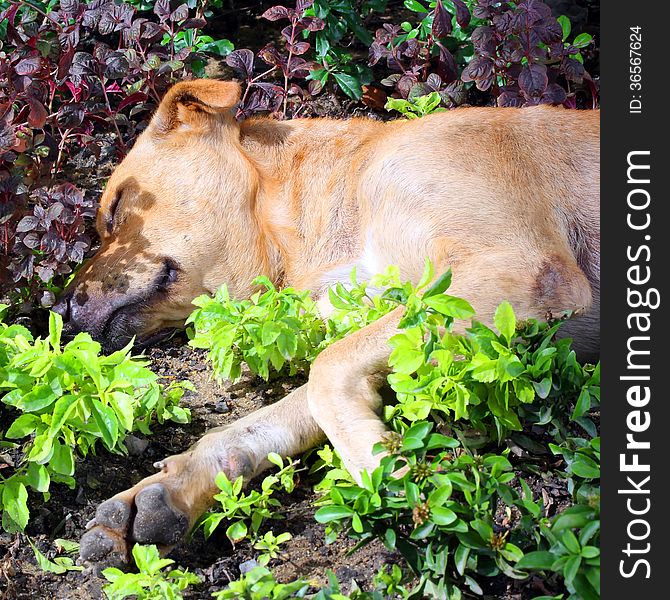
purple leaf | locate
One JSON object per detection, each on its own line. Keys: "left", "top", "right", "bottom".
{"left": 170, "top": 3, "right": 189, "bottom": 22}
{"left": 541, "top": 83, "right": 567, "bottom": 105}
{"left": 262, "top": 6, "right": 291, "bottom": 21}
{"left": 432, "top": 0, "right": 452, "bottom": 39}
{"left": 562, "top": 57, "right": 585, "bottom": 83}
{"left": 471, "top": 26, "right": 497, "bottom": 56}
{"left": 289, "top": 41, "right": 310, "bottom": 55}
{"left": 301, "top": 16, "right": 325, "bottom": 32}
{"left": 518, "top": 63, "right": 548, "bottom": 97}
{"left": 295, "top": 0, "right": 314, "bottom": 13}
{"left": 15, "top": 56, "right": 42, "bottom": 75}
{"left": 461, "top": 56, "right": 494, "bottom": 89}
{"left": 16, "top": 216, "right": 39, "bottom": 233}
{"left": 452, "top": 0, "right": 471, "bottom": 28}
{"left": 225, "top": 49, "right": 255, "bottom": 80}
{"left": 154, "top": 0, "right": 171, "bottom": 21}
{"left": 60, "top": 0, "right": 81, "bottom": 16}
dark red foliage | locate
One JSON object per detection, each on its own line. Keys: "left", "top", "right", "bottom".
{"left": 225, "top": 0, "right": 325, "bottom": 120}
{"left": 0, "top": 0, "right": 213, "bottom": 301}
{"left": 463, "top": 0, "right": 596, "bottom": 107}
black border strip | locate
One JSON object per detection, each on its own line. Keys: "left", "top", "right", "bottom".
{"left": 601, "top": 1, "right": 670, "bottom": 597}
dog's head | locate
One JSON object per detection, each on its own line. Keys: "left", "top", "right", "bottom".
{"left": 54, "top": 80, "right": 266, "bottom": 351}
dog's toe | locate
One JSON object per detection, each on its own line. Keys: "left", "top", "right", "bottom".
{"left": 80, "top": 526, "right": 129, "bottom": 568}
{"left": 131, "top": 483, "right": 190, "bottom": 546}
{"left": 95, "top": 497, "right": 132, "bottom": 530}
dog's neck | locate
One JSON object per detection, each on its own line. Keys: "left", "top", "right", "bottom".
{"left": 240, "top": 116, "right": 385, "bottom": 291}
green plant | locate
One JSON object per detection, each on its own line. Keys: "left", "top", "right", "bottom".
{"left": 0, "top": 306, "right": 191, "bottom": 532}
{"left": 253, "top": 530, "right": 293, "bottom": 566}
{"left": 384, "top": 91, "right": 446, "bottom": 118}
{"left": 187, "top": 277, "right": 326, "bottom": 381}
{"left": 212, "top": 566, "right": 310, "bottom": 600}
{"left": 386, "top": 298, "right": 599, "bottom": 442}
{"left": 179, "top": 263, "right": 600, "bottom": 598}
{"left": 102, "top": 544, "right": 201, "bottom": 600}
{"left": 187, "top": 266, "right": 404, "bottom": 382}
{"left": 29, "top": 537, "right": 83, "bottom": 574}
{"left": 199, "top": 453, "right": 298, "bottom": 545}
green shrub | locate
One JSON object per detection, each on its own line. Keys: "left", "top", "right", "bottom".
{"left": 0, "top": 305, "right": 192, "bottom": 532}
{"left": 102, "top": 544, "right": 201, "bottom": 600}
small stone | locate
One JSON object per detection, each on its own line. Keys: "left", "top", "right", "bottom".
{"left": 239, "top": 559, "right": 259, "bottom": 575}
{"left": 213, "top": 401, "right": 230, "bottom": 414}
{"left": 126, "top": 435, "right": 149, "bottom": 456}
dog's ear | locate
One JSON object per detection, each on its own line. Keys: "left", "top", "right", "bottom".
{"left": 151, "top": 79, "right": 241, "bottom": 134}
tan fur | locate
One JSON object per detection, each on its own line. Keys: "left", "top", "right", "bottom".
{"left": 70, "top": 80, "right": 599, "bottom": 562}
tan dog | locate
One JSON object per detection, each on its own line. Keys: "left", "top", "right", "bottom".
{"left": 58, "top": 80, "right": 599, "bottom": 566}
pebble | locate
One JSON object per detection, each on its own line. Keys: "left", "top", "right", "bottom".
{"left": 213, "top": 401, "right": 230, "bottom": 413}
{"left": 126, "top": 435, "right": 149, "bottom": 456}
{"left": 239, "top": 559, "right": 259, "bottom": 575}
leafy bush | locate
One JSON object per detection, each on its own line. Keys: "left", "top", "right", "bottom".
{"left": 199, "top": 452, "right": 298, "bottom": 546}
{"left": 190, "top": 264, "right": 599, "bottom": 599}
{"left": 1, "top": 0, "right": 232, "bottom": 305}
{"left": 369, "top": 0, "right": 596, "bottom": 109}
{"left": 463, "top": 0, "right": 596, "bottom": 107}
{"left": 187, "top": 267, "right": 404, "bottom": 382}
{"left": 102, "top": 543, "right": 201, "bottom": 600}
{"left": 0, "top": 305, "right": 191, "bottom": 532}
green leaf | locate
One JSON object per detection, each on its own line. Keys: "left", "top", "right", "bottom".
{"left": 16, "top": 384, "right": 57, "bottom": 412}
{"left": 314, "top": 505, "right": 354, "bottom": 523}
{"left": 573, "top": 33, "right": 593, "bottom": 48}
{"left": 454, "top": 544, "right": 470, "bottom": 575}
{"left": 563, "top": 554, "right": 582, "bottom": 584}
{"left": 571, "top": 388, "right": 591, "bottom": 420}
{"left": 332, "top": 72, "right": 363, "bottom": 100}
{"left": 423, "top": 294, "right": 475, "bottom": 319}
{"left": 50, "top": 442, "right": 75, "bottom": 476}
{"left": 422, "top": 269, "right": 452, "bottom": 298}
{"left": 199, "top": 38, "right": 234, "bottom": 57}
{"left": 2, "top": 479, "right": 29, "bottom": 530}
{"left": 48, "top": 395, "right": 78, "bottom": 437}
{"left": 557, "top": 15, "right": 571, "bottom": 41}
{"left": 5, "top": 414, "right": 41, "bottom": 438}
{"left": 404, "top": 0, "right": 428, "bottom": 13}
{"left": 494, "top": 301, "right": 516, "bottom": 343}
{"left": 560, "top": 530, "right": 581, "bottom": 555}
{"left": 571, "top": 455, "right": 600, "bottom": 479}
{"left": 517, "top": 551, "right": 556, "bottom": 570}
{"left": 90, "top": 399, "right": 119, "bottom": 450}
{"left": 25, "top": 463, "right": 50, "bottom": 493}
{"left": 226, "top": 520, "right": 248, "bottom": 543}
{"left": 431, "top": 506, "right": 457, "bottom": 526}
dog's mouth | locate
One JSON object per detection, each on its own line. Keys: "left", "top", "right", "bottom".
{"left": 58, "top": 258, "right": 187, "bottom": 353}
{"left": 100, "top": 304, "right": 184, "bottom": 353}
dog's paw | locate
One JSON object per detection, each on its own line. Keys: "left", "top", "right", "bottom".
{"left": 80, "top": 481, "right": 190, "bottom": 570}
{"left": 79, "top": 443, "right": 258, "bottom": 571}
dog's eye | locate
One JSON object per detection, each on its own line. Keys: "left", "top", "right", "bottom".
{"left": 158, "top": 259, "right": 180, "bottom": 290}
{"left": 106, "top": 193, "right": 122, "bottom": 234}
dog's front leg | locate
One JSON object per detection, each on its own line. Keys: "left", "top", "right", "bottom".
{"left": 80, "top": 384, "right": 323, "bottom": 568}
{"left": 307, "top": 307, "right": 403, "bottom": 483}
